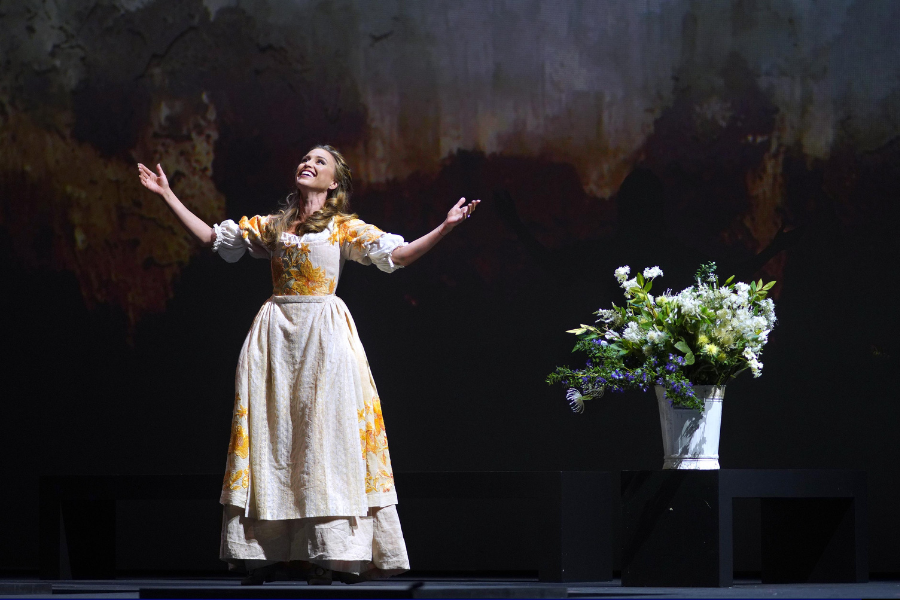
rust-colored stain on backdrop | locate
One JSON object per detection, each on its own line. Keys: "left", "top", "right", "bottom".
{"left": 1, "top": 0, "right": 899, "bottom": 328}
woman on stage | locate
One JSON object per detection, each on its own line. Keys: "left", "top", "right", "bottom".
{"left": 138, "top": 145, "right": 479, "bottom": 585}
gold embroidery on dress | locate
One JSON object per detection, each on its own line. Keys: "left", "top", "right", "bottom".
{"left": 239, "top": 216, "right": 250, "bottom": 239}
{"left": 239, "top": 215, "right": 266, "bottom": 242}
{"left": 228, "top": 423, "right": 249, "bottom": 459}
{"left": 330, "top": 219, "right": 384, "bottom": 251}
{"left": 223, "top": 393, "right": 250, "bottom": 492}
{"left": 328, "top": 227, "right": 341, "bottom": 246}
{"left": 359, "top": 394, "right": 394, "bottom": 494}
{"left": 272, "top": 242, "right": 336, "bottom": 296}
{"left": 224, "top": 468, "right": 249, "bottom": 491}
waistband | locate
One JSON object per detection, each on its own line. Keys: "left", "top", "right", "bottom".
{"left": 271, "top": 294, "right": 335, "bottom": 304}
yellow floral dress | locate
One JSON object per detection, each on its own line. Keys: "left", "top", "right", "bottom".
{"left": 212, "top": 215, "right": 410, "bottom": 575}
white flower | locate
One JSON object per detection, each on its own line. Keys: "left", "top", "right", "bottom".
{"left": 614, "top": 266, "right": 631, "bottom": 283}
{"left": 716, "top": 330, "right": 735, "bottom": 348}
{"left": 749, "top": 316, "right": 767, "bottom": 334}
{"left": 622, "top": 322, "right": 643, "bottom": 343}
{"left": 761, "top": 298, "right": 777, "bottom": 328}
{"left": 743, "top": 347, "right": 757, "bottom": 361}
{"left": 676, "top": 294, "right": 700, "bottom": 316}
{"left": 595, "top": 309, "right": 618, "bottom": 323}
{"left": 622, "top": 278, "right": 640, "bottom": 294}
{"left": 566, "top": 389, "right": 585, "bottom": 413}
{"left": 604, "top": 330, "right": 620, "bottom": 340}
{"left": 643, "top": 266, "right": 664, "bottom": 279}
{"left": 646, "top": 329, "right": 668, "bottom": 345}
{"left": 749, "top": 358, "right": 763, "bottom": 377}
{"left": 716, "top": 308, "right": 730, "bottom": 320}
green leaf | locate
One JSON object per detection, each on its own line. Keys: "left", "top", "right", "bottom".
{"left": 724, "top": 275, "right": 735, "bottom": 285}
{"left": 684, "top": 351, "right": 696, "bottom": 365}
{"left": 637, "top": 273, "right": 645, "bottom": 287}
{"left": 762, "top": 281, "right": 776, "bottom": 291}
{"left": 645, "top": 279, "right": 653, "bottom": 293}
{"left": 674, "top": 340, "right": 692, "bottom": 354}
{"left": 566, "top": 328, "right": 587, "bottom": 334}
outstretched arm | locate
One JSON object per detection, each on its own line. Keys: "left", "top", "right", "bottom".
{"left": 390, "top": 197, "right": 480, "bottom": 267}
{"left": 138, "top": 163, "right": 216, "bottom": 246}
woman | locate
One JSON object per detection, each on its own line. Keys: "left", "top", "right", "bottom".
{"left": 137, "top": 145, "right": 479, "bottom": 585}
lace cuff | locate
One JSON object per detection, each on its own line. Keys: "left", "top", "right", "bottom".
{"left": 367, "top": 234, "right": 408, "bottom": 273}
{"left": 213, "top": 218, "right": 271, "bottom": 262}
{"left": 212, "top": 220, "right": 246, "bottom": 263}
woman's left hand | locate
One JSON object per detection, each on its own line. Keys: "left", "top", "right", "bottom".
{"left": 442, "top": 197, "right": 481, "bottom": 234}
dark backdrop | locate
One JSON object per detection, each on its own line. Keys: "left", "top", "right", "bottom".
{"left": 2, "top": 0, "right": 899, "bottom": 574}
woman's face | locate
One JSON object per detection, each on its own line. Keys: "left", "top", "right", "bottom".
{"left": 295, "top": 148, "right": 339, "bottom": 193}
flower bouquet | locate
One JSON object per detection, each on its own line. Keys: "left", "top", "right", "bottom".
{"left": 547, "top": 263, "right": 776, "bottom": 412}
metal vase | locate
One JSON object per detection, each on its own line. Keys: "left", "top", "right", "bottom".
{"left": 655, "top": 385, "right": 725, "bottom": 470}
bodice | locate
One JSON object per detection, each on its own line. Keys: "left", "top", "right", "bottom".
{"left": 270, "top": 231, "right": 341, "bottom": 296}
{"left": 213, "top": 214, "right": 407, "bottom": 290}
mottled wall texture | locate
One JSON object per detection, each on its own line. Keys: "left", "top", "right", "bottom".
{"left": 3, "top": 0, "right": 899, "bottom": 573}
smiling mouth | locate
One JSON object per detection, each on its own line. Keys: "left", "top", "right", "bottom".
{"left": 299, "top": 169, "right": 315, "bottom": 179}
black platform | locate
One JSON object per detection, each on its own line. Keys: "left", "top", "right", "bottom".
{"left": 5, "top": 576, "right": 900, "bottom": 599}
{"left": 620, "top": 469, "right": 868, "bottom": 587}
{"left": 397, "top": 471, "right": 613, "bottom": 582}
{"left": 40, "top": 471, "right": 612, "bottom": 583}
{"left": 137, "top": 581, "right": 568, "bottom": 598}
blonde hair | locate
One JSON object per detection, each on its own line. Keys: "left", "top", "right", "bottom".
{"left": 263, "top": 144, "right": 357, "bottom": 248}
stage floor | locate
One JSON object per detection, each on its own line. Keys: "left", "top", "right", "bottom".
{"left": 2, "top": 576, "right": 899, "bottom": 599}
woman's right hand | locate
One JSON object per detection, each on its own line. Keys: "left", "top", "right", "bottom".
{"left": 138, "top": 163, "right": 171, "bottom": 197}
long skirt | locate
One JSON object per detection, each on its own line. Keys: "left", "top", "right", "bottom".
{"left": 218, "top": 294, "right": 409, "bottom": 574}
{"left": 221, "top": 504, "right": 409, "bottom": 575}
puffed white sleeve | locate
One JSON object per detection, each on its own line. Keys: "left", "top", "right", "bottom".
{"left": 212, "top": 215, "right": 272, "bottom": 262}
{"left": 336, "top": 218, "right": 407, "bottom": 273}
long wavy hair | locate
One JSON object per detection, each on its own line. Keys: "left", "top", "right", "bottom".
{"left": 262, "top": 144, "right": 357, "bottom": 248}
